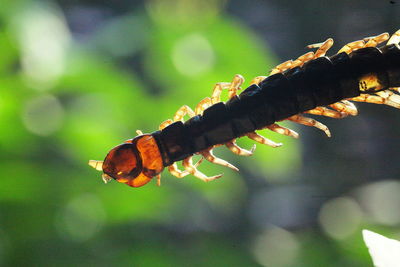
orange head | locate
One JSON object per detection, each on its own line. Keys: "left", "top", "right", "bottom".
{"left": 89, "top": 134, "right": 164, "bottom": 187}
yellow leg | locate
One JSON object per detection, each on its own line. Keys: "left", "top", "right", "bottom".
{"left": 250, "top": 76, "right": 268, "bottom": 85}
{"left": 200, "top": 149, "right": 239, "bottom": 171}
{"left": 195, "top": 97, "right": 212, "bottom": 115}
{"left": 329, "top": 100, "right": 358, "bottom": 116}
{"left": 247, "top": 132, "right": 282, "bottom": 148}
{"left": 378, "top": 90, "right": 400, "bottom": 108}
{"left": 211, "top": 74, "right": 244, "bottom": 104}
{"left": 307, "top": 38, "right": 334, "bottom": 58}
{"left": 270, "top": 60, "right": 293, "bottom": 75}
{"left": 167, "top": 165, "right": 189, "bottom": 178}
{"left": 159, "top": 119, "right": 173, "bottom": 130}
{"left": 266, "top": 123, "right": 299, "bottom": 138}
{"left": 167, "top": 158, "right": 204, "bottom": 178}
{"left": 182, "top": 156, "right": 223, "bottom": 182}
{"left": 290, "top": 38, "right": 334, "bottom": 69}
{"left": 305, "top": 106, "right": 347, "bottom": 118}
{"left": 225, "top": 140, "right": 256, "bottom": 156}
{"left": 173, "top": 105, "right": 195, "bottom": 122}
{"left": 391, "top": 87, "right": 400, "bottom": 94}
{"left": 364, "top": 32, "right": 389, "bottom": 47}
{"left": 351, "top": 92, "right": 400, "bottom": 109}
{"left": 288, "top": 114, "right": 331, "bottom": 137}
{"left": 387, "top": 29, "right": 400, "bottom": 45}
{"left": 292, "top": 52, "right": 315, "bottom": 68}
{"left": 338, "top": 40, "right": 365, "bottom": 54}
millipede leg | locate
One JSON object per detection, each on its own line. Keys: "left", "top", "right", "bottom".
{"left": 168, "top": 158, "right": 204, "bottom": 179}
{"left": 211, "top": 74, "right": 244, "bottom": 104}
{"left": 201, "top": 149, "right": 239, "bottom": 171}
{"left": 376, "top": 90, "right": 400, "bottom": 108}
{"left": 351, "top": 93, "right": 400, "bottom": 109}
{"left": 227, "top": 74, "right": 244, "bottom": 99}
{"left": 387, "top": 29, "right": 400, "bottom": 45}
{"left": 308, "top": 38, "right": 334, "bottom": 58}
{"left": 156, "top": 174, "right": 161, "bottom": 186}
{"left": 183, "top": 156, "right": 223, "bottom": 182}
{"left": 305, "top": 106, "right": 347, "bottom": 118}
{"left": 159, "top": 119, "right": 173, "bottom": 130}
{"left": 173, "top": 105, "right": 195, "bottom": 122}
{"left": 225, "top": 140, "right": 256, "bottom": 156}
{"left": 338, "top": 40, "right": 365, "bottom": 54}
{"left": 250, "top": 76, "right": 268, "bottom": 85}
{"left": 195, "top": 97, "right": 212, "bottom": 115}
{"left": 247, "top": 132, "right": 282, "bottom": 147}
{"left": 391, "top": 87, "right": 400, "bottom": 94}
{"left": 364, "top": 32, "right": 389, "bottom": 47}
{"left": 288, "top": 114, "right": 331, "bottom": 137}
{"left": 292, "top": 52, "right": 315, "bottom": 68}
{"left": 268, "top": 38, "right": 333, "bottom": 76}
{"left": 270, "top": 60, "right": 293, "bottom": 75}
{"left": 330, "top": 100, "right": 358, "bottom": 116}
{"left": 168, "top": 164, "right": 190, "bottom": 178}
{"left": 266, "top": 123, "right": 299, "bottom": 138}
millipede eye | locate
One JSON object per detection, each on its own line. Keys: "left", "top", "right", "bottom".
{"left": 103, "top": 143, "right": 142, "bottom": 181}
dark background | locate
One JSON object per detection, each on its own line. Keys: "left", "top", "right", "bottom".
{"left": 1, "top": 0, "right": 400, "bottom": 266}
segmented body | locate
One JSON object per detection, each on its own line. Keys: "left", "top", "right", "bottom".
{"left": 89, "top": 30, "right": 400, "bottom": 187}
{"left": 154, "top": 36, "right": 400, "bottom": 168}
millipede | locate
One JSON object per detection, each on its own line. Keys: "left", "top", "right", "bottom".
{"left": 89, "top": 30, "right": 400, "bottom": 188}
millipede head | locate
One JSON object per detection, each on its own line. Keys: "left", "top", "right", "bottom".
{"left": 89, "top": 134, "right": 164, "bottom": 188}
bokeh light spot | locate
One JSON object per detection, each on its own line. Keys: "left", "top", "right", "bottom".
{"left": 172, "top": 33, "right": 215, "bottom": 77}
{"left": 55, "top": 193, "right": 106, "bottom": 242}
{"left": 318, "top": 197, "right": 363, "bottom": 240}
{"left": 252, "top": 226, "right": 300, "bottom": 267}
{"left": 22, "top": 94, "right": 64, "bottom": 136}
{"left": 13, "top": 3, "right": 70, "bottom": 89}
{"left": 357, "top": 180, "right": 400, "bottom": 225}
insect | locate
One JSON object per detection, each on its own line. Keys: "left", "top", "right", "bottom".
{"left": 89, "top": 30, "right": 400, "bottom": 188}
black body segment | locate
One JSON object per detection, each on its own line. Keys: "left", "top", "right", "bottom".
{"left": 201, "top": 102, "right": 236, "bottom": 147}
{"left": 349, "top": 47, "right": 384, "bottom": 76}
{"left": 382, "top": 44, "right": 400, "bottom": 86}
{"left": 184, "top": 115, "right": 209, "bottom": 153}
{"left": 328, "top": 52, "right": 360, "bottom": 99}
{"left": 303, "top": 57, "right": 335, "bottom": 106}
{"left": 153, "top": 44, "right": 400, "bottom": 166}
{"left": 286, "top": 67, "right": 317, "bottom": 112}
{"left": 153, "top": 121, "right": 192, "bottom": 166}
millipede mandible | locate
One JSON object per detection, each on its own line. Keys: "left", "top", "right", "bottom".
{"left": 89, "top": 30, "right": 400, "bottom": 188}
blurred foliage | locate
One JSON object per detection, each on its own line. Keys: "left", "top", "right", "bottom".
{"left": 1, "top": 0, "right": 400, "bottom": 266}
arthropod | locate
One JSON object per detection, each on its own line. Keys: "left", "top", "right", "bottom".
{"left": 89, "top": 30, "right": 400, "bottom": 188}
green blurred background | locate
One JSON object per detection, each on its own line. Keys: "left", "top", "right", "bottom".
{"left": 1, "top": 0, "right": 400, "bottom": 266}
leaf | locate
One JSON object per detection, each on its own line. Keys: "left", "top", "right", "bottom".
{"left": 363, "top": 229, "right": 400, "bottom": 267}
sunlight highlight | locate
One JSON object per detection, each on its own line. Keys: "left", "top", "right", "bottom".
{"left": 55, "top": 193, "right": 106, "bottom": 242}
{"left": 318, "top": 197, "right": 363, "bottom": 240}
{"left": 357, "top": 180, "right": 400, "bottom": 225}
{"left": 13, "top": 3, "right": 71, "bottom": 89}
{"left": 251, "top": 226, "right": 300, "bottom": 267}
{"left": 172, "top": 33, "right": 215, "bottom": 77}
{"left": 22, "top": 94, "right": 64, "bottom": 136}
